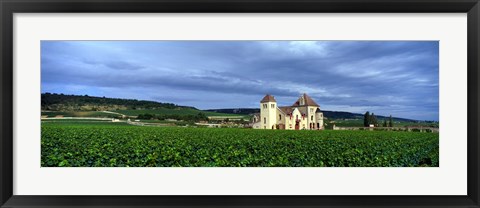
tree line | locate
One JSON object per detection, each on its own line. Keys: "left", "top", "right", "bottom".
{"left": 364, "top": 111, "right": 393, "bottom": 127}
{"left": 137, "top": 112, "right": 209, "bottom": 122}
{"left": 41, "top": 92, "right": 187, "bottom": 111}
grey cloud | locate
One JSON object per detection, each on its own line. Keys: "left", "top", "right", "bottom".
{"left": 41, "top": 41, "right": 439, "bottom": 120}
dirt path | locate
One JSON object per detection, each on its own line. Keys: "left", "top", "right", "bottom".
{"left": 41, "top": 117, "right": 115, "bottom": 121}
{"left": 101, "top": 110, "right": 127, "bottom": 117}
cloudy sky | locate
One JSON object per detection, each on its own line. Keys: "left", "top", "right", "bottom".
{"left": 41, "top": 41, "right": 439, "bottom": 121}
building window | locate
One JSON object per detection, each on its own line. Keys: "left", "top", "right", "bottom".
{"left": 296, "top": 115, "right": 298, "bottom": 120}
{"left": 271, "top": 104, "right": 275, "bottom": 108}
{"left": 279, "top": 115, "right": 282, "bottom": 120}
{"left": 310, "top": 108, "right": 313, "bottom": 113}
{"left": 264, "top": 117, "right": 266, "bottom": 124}
{"left": 311, "top": 116, "right": 313, "bottom": 120}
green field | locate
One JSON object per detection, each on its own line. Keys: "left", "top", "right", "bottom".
{"left": 42, "top": 119, "right": 121, "bottom": 124}
{"left": 326, "top": 118, "right": 439, "bottom": 128}
{"left": 42, "top": 109, "right": 241, "bottom": 117}
{"left": 41, "top": 111, "right": 118, "bottom": 118}
{"left": 113, "top": 108, "right": 239, "bottom": 117}
{"left": 41, "top": 121, "right": 439, "bottom": 167}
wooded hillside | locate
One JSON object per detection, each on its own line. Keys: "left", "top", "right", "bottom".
{"left": 41, "top": 93, "right": 192, "bottom": 111}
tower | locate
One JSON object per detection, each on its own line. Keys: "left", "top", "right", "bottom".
{"left": 260, "top": 94, "right": 277, "bottom": 129}
{"left": 315, "top": 108, "right": 324, "bottom": 130}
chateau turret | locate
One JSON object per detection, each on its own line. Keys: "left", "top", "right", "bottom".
{"left": 315, "top": 108, "right": 324, "bottom": 130}
{"left": 260, "top": 94, "right": 277, "bottom": 129}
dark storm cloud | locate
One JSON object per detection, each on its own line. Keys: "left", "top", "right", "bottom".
{"left": 41, "top": 40, "right": 439, "bottom": 120}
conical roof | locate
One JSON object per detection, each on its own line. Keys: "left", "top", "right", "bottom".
{"left": 292, "top": 93, "right": 319, "bottom": 107}
{"left": 260, "top": 94, "right": 277, "bottom": 103}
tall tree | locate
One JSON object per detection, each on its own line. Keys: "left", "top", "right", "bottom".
{"left": 364, "top": 111, "right": 370, "bottom": 127}
{"left": 388, "top": 115, "right": 393, "bottom": 127}
{"left": 383, "top": 119, "right": 387, "bottom": 127}
{"left": 371, "top": 113, "right": 378, "bottom": 127}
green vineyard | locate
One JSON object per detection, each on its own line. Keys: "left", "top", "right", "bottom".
{"left": 41, "top": 122, "right": 439, "bottom": 167}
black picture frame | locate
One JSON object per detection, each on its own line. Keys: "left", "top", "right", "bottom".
{"left": 1, "top": 0, "right": 479, "bottom": 207}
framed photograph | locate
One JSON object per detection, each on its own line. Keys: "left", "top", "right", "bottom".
{"left": 1, "top": 0, "right": 479, "bottom": 207}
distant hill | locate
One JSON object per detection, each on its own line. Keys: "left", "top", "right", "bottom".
{"left": 321, "top": 110, "right": 418, "bottom": 122}
{"left": 41, "top": 93, "right": 244, "bottom": 119}
{"left": 41, "top": 93, "right": 193, "bottom": 111}
{"left": 205, "top": 108, "right": 260, "bottom": 115}
{"left": 42, "top": 93, "right": 419, "bottom": 122}
{"left": 205, "top": 108, "right": 418, "bottom": 122}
